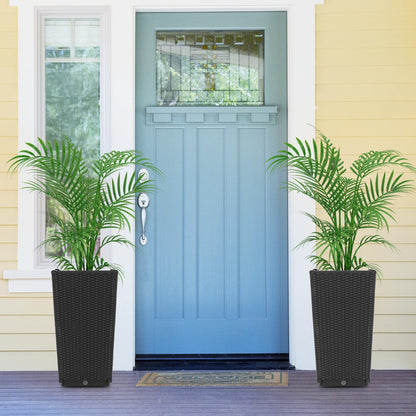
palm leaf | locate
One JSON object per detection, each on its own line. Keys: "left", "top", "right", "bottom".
{"left": 267, "top": 133, "right": 415, "bottom": 273}
{"left": 9, "top": 138, "right": 158, "bottom": 273}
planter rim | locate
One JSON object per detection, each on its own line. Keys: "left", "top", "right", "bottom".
{"left": 52, "top": 269, "right": 118, "bottom": 272}
{"left": 310, "top": 269, "right": 375, "bottom": 272}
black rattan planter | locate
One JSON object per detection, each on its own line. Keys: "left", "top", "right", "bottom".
{"left": 52, "top": 269, "right": 118, "bottom": 387}
{"left": 310, "top": 269, "right": 376, "bottom": 387}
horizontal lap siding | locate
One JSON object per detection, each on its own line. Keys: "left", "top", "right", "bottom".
{"left": 0, "top": 0, "right": 56, "bottom": 371}
{"left": 316, "top": 0, "right": 416, "bottom": 369}
{"left": 0, "top": 352, "right": 57, "bottom": 371}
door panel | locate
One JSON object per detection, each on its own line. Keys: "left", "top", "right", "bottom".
{"left": 154, "top": 128, "right": 184, "bottom": 320}
{"left": 135, "top": 12, "right": 288, "bottom": 354}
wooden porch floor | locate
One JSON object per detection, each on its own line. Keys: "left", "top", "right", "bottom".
{"left": 1, "top": 370, "right": 415, "bottom": 415}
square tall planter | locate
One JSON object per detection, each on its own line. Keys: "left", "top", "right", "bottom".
{"left": 310, "top": 269, "right": 376, "bottom": 387}
{"left": 52, "top": 269, "right": 118, "bottom": 387}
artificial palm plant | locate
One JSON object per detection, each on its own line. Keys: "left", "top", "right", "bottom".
{"left": 267, "top": 132, "right": 415, "bottom": 387}
{"left": 267, "top": 132, "right": 415, "bottom": 274}
{"left": 9, "top": 137, "right": 157, "bottom": 387}
{"left": 9, "top": 137, "right": 156, "bottom": 274}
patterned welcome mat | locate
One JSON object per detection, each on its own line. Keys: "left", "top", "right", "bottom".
{"left": 137, "top": 371, "right": 288, "bottom": 387}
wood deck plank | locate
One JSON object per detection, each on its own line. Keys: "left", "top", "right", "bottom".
{"left": 0, "top": 370, "right": 415, "bottom": 415}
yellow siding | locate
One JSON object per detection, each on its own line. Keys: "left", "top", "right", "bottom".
{"left": 0, "top": 226, "right": 17, "bottom": 243}
{"left": 0, "top": 0, "right": 56, "bottom": 372}
{"left": 0, "top": 352, "right": 57, "bottom": 371}
{"left": 0, "top": 85, "right": 17, "bottom": 102}
{"left": 373, "top": 334, "right": 416, "bottom": 351}
{"left": 375, "top": 298, "right": 416, "bottom": 315}
{"left": 0, "top": 297, "right": 53, "bottom": 314}
{"left": 372, "top": 352, "right": 416, "bottom": 369}
{"left": 0, "top": 208, "right": 17, "bottom": 225}
{"left": 0, "top": 315, "right": 54, "bottom": 334}
{"left": 0, "top": 154, "right": 14, "bottom": 171}
{"left": 1, "top": 334, "right": 56, "bottom": 351}
{"left": 372, "top": 262, "right": 416, "bottom": 280}
{"left": 316, "top": 0, "right": 416, "bottom": 369}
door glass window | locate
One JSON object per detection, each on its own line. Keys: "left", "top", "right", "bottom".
{"left": 156, "top": 30, "right": 264, "bottom": 106}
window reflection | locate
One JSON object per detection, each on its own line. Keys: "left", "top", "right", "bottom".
{"left": 44, "top": 18, "right": 101, "bottom": 257}
{"left": 156, "top": 30, "right": 264, "bottom": 106}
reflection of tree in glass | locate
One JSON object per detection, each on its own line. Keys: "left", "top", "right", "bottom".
{"left": 45, "top": 62, "right": 100, "bottom": 257}
{"left": 45, "top": 62, "right": 100, "bottom": 164}
{"left": 157, "top": 51, "right": 261, "bottom": 106}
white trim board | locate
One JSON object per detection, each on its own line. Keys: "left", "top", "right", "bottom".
{"left": 35, "top": 10, "right": 110, "bottom": 268}
{"left": 8, "top": 0, "right": 323, "bottom": 371}
{"left": 3, "top": 270, "right": 52, "bottom": 293}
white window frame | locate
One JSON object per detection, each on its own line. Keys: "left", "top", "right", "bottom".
{"left": 7, "top": 0, "right": 323, "bottom": 372}
{"left": 3, "top": 7, "right": 109, "bottom": 280}
{"left": 36, "top": 10, "right": 110, "bottom": 268}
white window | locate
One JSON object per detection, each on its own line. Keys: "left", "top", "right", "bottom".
{"left": 37, "top": 11, "right": 109, "bottom": 267}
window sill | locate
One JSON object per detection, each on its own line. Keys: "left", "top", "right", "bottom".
{"left": 3, "top": 270, "right": 52, "bottom": 293}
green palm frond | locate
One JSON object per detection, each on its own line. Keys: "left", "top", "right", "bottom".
{"left": 351, "top": 149, "right": 416, "bottom": 179}
{"left": 99, "top": 234, "right": 135, "bottom": 250}
{"left": 267, "top": 132, "right": 415, "bottom": 274}
{"left": 50, "top": 256, "right": 77, "bottom": 271}
{"left": 92, "top": 149, "right": 160, "bottom": 179}
{"left": 268, "top": 135, "right": 352, "bottom": 221}
{"left": 9, "top": 138, "right": 158, "bottom": 274}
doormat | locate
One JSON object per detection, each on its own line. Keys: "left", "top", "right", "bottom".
{"left": 137, "top": 371, "right": 288, "bottom": 387}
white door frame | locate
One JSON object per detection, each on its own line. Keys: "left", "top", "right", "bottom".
{"left": 10, "top": 0, "right": 323, "bottom": 370}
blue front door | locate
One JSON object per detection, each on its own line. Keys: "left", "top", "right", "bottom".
{"left": 135, "top": 12, "right": 288, "bottom": 354}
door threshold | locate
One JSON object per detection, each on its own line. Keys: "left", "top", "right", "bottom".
{"left": 134, "top": 354, "right": 295, "bottom": 371}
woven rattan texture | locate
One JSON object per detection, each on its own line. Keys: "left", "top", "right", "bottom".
{"left": 310, "top": 270, "right": 376, "bottom": 387}
{"left": 52, "top": 270, "right": 118, "bottom": 387}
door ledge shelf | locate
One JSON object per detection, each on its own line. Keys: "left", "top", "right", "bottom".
{"left": 146, "top": 105, "right": 278, "bottom": 124}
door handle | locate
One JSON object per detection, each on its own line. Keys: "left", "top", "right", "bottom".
{"left": 137, "top": 193, "right": 150, "bottom": 245}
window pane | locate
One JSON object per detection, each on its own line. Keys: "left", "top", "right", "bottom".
{"left": 156, "top": 30, "right": 265, "bottom": 106}
{"left": 74, "top": 19, "right": 100, "bottom": 58}
{"left": 45, "top": 18, "right": 101, "bottom": 59}
{"left": 43, "top": 18, "right": 101, "bottom": 258}
{"left": 45, "top": 62, "right": 100, "bottom": 160}
{"left": 45, "top": 19, "right": 71, "bottom": 58}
